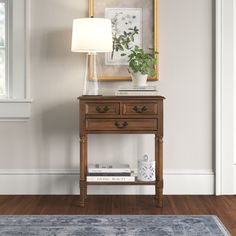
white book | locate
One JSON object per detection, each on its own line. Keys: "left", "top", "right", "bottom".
{"left": 87, "top": 174, "right": 135, "bottom": 182}
{"left": 88, "top": 164, "right": 131, "bottom": 173}
{"left": 118, "top": 85, "right": 157, "bottom": 91}
{"left": 116, "top": 91, "right": 159, "bottom": 96}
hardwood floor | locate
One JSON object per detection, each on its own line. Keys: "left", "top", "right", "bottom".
{"left": 0, "top": 195, "right": 235, "bottom": 235}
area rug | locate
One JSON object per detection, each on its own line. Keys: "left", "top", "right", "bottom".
{"left": 0, "top": 215, "right": 230, "bottom": 236}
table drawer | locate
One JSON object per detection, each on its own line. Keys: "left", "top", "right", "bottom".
{"left": 123, "top": 102, "right": 158, "bottom": 115}
{"left": 86, "top": 119, "right": 158, "bottom": 131}
{"left": 85, "top": 103, "right": 120, "bottom": 115}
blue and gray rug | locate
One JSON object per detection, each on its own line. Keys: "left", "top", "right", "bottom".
{"left": 0, "top": 215, "right": 230, "bottom": 235}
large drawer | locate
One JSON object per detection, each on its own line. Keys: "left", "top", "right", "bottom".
{"left": 122, "top": 102, "right": 158, "bottom": 115}
{"left": 86, "top": 119, "right": 158, "bottom": 131}
{"left": 85, "top": 102, "right": 120, "bottom": 115}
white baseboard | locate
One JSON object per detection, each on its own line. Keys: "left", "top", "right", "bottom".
{"left": 234, "top": 165, "right": 236, "bottom": 194}
{"left": 0, "top": 169, "right": 215, "bottom": 195}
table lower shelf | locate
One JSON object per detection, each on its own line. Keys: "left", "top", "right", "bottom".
{"left": 87, "top": 180, "right": 156, "bottom": 186}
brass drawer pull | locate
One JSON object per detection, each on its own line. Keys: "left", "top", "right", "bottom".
{"left": 114, "top": 121, "right": 128, "bottom": 128}
{"left": 96, "top": 105, "right": 110, "bottom": 113}
{"left": 133, "top": 106, "right": 148, "bottom": 113}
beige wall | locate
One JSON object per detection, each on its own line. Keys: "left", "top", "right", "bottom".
{"left": 0, "top": 0, "right": 213, "bottom": 192}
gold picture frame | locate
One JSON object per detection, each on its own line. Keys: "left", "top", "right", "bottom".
{"left": 89, "top": 0, "right": 158, "bottom": 81}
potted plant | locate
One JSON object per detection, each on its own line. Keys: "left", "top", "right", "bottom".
{"left": 122, "top": 46, "right": 157, "bottom": 87}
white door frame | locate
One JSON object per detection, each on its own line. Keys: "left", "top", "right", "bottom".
{"left": 215, "top": 0, "right": 235, "bottom": 195}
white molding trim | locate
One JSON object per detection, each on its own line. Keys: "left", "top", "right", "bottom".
{"left": 0, "top": 169, "right": 214, "bottom": 195}
{"left": 234, "top": 0, "right": 236, "bottom": 166}
{"left": 234, "top": 165, "right": 236, "bottom": 193}
{"left": 215, "top": 0, "right": 223, "bottom": 196}
{"left": 25, "top": 0, "right": 31, "bottom": 99}
{"left": 216, "top": 0, "right": 235, "bottom": 194}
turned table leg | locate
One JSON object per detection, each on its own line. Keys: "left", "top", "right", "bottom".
{"left": 80, "top": 135, "right": 87, "bottom": 207}
{"left": 155, "top": 134, "right": 163, "bottom": 207}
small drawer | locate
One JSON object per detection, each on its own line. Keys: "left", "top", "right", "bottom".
{"left": 85, "top": 103, "right": 120, "bottom": 115}
{"left": 123, "top": 102, "right": 158, "bottom": 115}
{"left": 86, "top": 119, "right": 158, "bottom": 131}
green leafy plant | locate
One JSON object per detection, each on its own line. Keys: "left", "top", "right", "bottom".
{"left": 122, "top": 46, "right": 158, "bottom": 77}
{"left": 111, "top": 26, "right": 139, "bottom": 60}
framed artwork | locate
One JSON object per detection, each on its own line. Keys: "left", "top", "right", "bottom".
{"left": 89, "top": 0, "right": 158, "bottom": 81}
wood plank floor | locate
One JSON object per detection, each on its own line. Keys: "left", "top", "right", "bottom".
{"left": 0, "top": 195, "right": 235, "bottom": 235}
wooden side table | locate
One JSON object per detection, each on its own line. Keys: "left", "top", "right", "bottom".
{"left": 78, "top": 96, "right": 164, "bottom": 207}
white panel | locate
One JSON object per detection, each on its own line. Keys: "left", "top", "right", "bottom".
{"left": 0, "top": 169, "right": 214, "bottom": 195}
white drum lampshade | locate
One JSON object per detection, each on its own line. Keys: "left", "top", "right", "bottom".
{"left": 71, "top": 18, "right": 112, "bottom": 95}
{"left": 72, "top": 18, "right": 112, "bottom": 53}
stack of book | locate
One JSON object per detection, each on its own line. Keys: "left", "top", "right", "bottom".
{"left": 115, "top": 85, "right": 158, "bottom": 96}
{"left": 87, "top": 164, "right": 135, "bottom": 182}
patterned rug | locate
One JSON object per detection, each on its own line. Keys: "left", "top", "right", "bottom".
{"left": 0, "top": 215, "right": 230, "bottom": 236}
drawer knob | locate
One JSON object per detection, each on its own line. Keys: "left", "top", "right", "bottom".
{"left": 96, "top": 105, "right": 110, "bottom": 113}
{"left": 133, "top": 106, "right": 148, "bottom": 113}
{"left": 114, "top": 121, "right": 128, "bottom": 128}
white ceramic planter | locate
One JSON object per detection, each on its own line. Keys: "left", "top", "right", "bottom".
{"left": 131, "top": 72, "right": 148, "bottom": 87}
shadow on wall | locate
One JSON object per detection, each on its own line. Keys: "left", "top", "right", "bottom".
{"left": 32, "top": 99, "right": 79, "bottom": 183}
{"left": 42, "top": 100, "right": 78, "bottom": 133}
{"left": 35, "top": 175, "right": 79, "bottom": 195}
{"left": 34, "top": 100, "right": 80, "bottom": 193}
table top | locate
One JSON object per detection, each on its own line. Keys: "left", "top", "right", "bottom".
{"left": 78, "top": 95, "right": 165, "bottom": 100}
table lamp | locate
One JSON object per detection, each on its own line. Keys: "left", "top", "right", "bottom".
{"left": 71, "top": 18, "right": 112, "bottom": 95}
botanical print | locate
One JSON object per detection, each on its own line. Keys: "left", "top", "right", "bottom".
{"left": 105, "top": 8, "right": 142, "bottom": 65}
{"left": 92, "top": 0, "right": 156, "bottom": 79}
